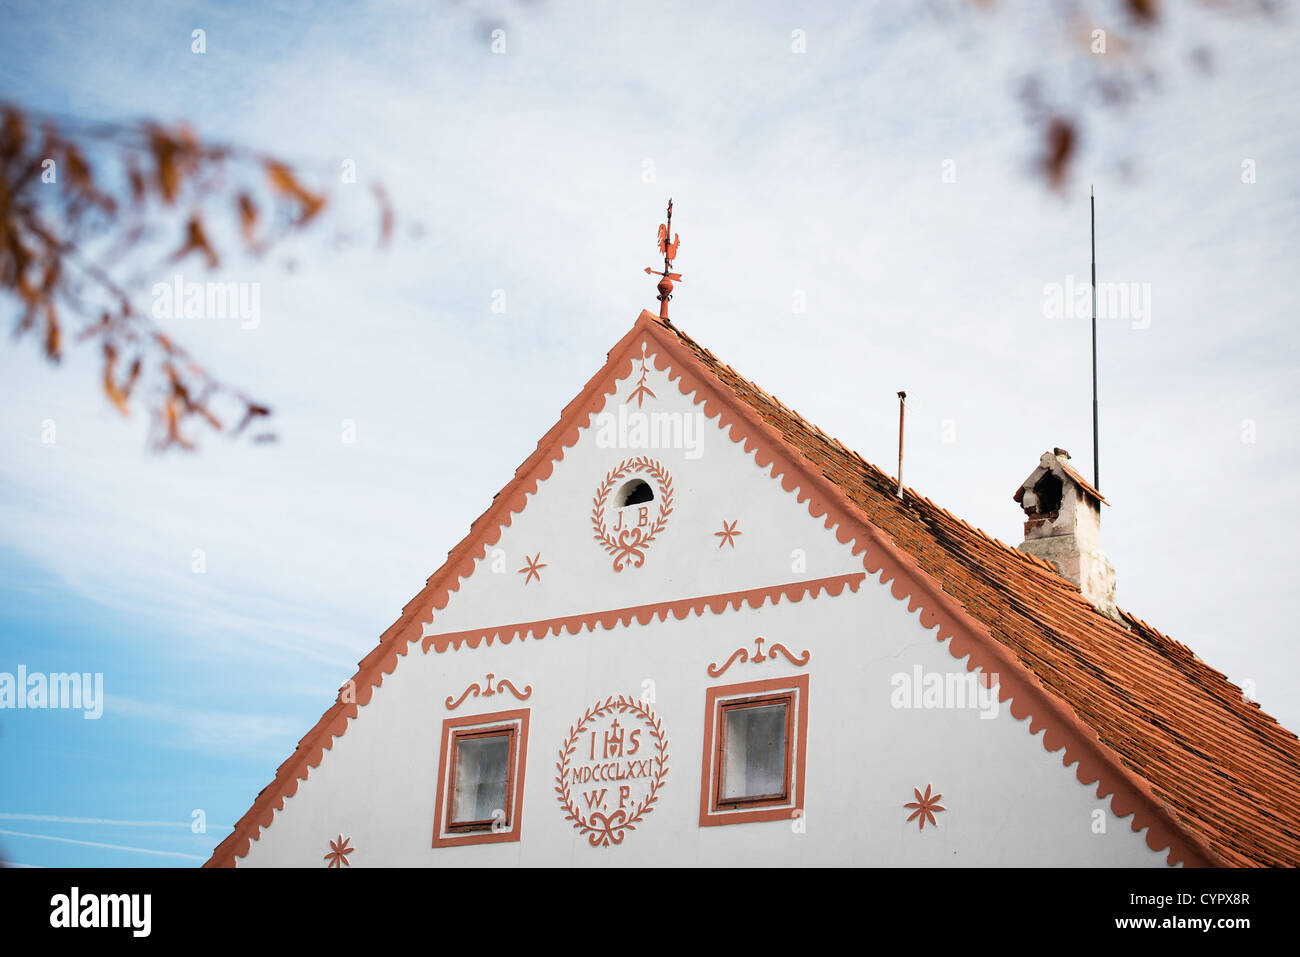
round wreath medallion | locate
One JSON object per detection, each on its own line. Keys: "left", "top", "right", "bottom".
{"left": 591, "top": 457, "right": 674, "bottom": 572}
{"left": 554, "top": 695, "right": 670, "bottom": 847}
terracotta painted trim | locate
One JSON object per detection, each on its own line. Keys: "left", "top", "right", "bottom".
{"left": 699, "top": 675, "right": 810, "bottom": 827}
{"left": 432, "top": 708, "right": 530, "bottom": 848}
{"left": 206, "top": 310, "right": 1219, "bottom": 868}
{"left": 421, "top": 573, "right": 867, "bottom": 654}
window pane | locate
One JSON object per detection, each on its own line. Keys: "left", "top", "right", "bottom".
{"left": 721, "top": 702, "right": 787, "bottom": 801}
{"left": 452, "top": 732, "right": 510, "bottom": 825}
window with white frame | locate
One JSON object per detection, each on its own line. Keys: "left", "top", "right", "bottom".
{"left": 718, "top": 694, "right": 793, "bottom": 806}
{"left": 699, "top": 675, "right": 808, "bottom": 827}
{"left": 433, "top": 709, "right": 529, "bottom": 847}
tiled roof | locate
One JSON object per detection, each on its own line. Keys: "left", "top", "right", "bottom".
{"left": 657, "top": 313, "right": 1300, "bottom": 867}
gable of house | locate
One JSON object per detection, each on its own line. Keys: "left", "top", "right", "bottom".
{"left": 206, "top": 311, "right": 1300, "bottom": 868}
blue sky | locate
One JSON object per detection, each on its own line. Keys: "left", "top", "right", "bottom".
{"left": 1, "top": 0, "right": 1297, "bottom": 865}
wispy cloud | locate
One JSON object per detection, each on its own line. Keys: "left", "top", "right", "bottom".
{"left": 0, "top": 813, "right": 216, "bottom": 828}
{"left": 0, "top": 829, "right": 205, "bottom": 861}
{"left": 107, "top": 696, "right": 302, "bottom": 755}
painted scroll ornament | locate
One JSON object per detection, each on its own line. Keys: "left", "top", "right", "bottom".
{"left": 445, "top": 673, "right": 533, "bottom": 711}
{"left": 590, "top": 457, "right": 674, "bottom": 571}
{"left": 707, "top": 636, "right": 811, "bottom": 678}
{"left": 555, "top": 695, "right": 669, "bottom": 847}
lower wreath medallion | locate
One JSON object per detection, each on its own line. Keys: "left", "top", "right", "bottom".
{"left": 555, "top": 695, "right": 670, "bottom": 847}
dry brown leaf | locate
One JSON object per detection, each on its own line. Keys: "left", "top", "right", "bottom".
{"left": 0, "top": 107, "right": 26, "bottom": 160}
{"left": 64, "top": 145, "right": 92, "bottom": 190}
{"left": 43, "top": 302, "right": 61, "bottom": 361}
{"left": 127, "top": 162, "right": 146, "bottom": 204}
{"left": 123, "top": 356, "right": 142, "bottom": 397}
{"left": 266, "top": 160, "right": 326, "bottom": 225}
{"left": 234, "top": 402, "right": 271, "bottom": 436}
{"left": 103, "top": 344, "right": 129, "bottom": 415}
{"left": 172, "top": 215, "right": 219, "bottom": 268}
{"left": 1042, "top": 117, "right": 1076, "bottom": 191}
{"left": 1127, "top": 0, "right": 1158, "bottom": 25}
{"left": 149, "top": 129, "right": 180, "bottom": 203}
{"left": 237, "top": 192, "right": 258, "bottom": 244}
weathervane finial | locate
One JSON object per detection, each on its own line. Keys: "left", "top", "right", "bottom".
{"left": 644, "top": 198, "right": 682, "bottom": 321}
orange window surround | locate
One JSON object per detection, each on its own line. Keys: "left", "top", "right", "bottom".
{"left": 433, "top": 708, "right": 530, "bottom": 848}
{"left": 699, "top": 675, "right": 809, "bottom": 827}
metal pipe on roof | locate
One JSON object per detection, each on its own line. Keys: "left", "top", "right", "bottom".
{"left": 897, "top": 391, "right": 906, "bottom": 499}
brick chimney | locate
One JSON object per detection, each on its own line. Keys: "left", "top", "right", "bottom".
{"left": 1014, "top": 448, "right": 1119, "bottom": 620}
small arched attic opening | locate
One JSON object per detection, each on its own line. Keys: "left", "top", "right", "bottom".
{"left": 615, "top": 479, "right": 654, "bottom": 508}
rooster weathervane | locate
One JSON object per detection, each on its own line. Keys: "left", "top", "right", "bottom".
{"left": 644, "top": 199, "right": 682, "bottom": 321}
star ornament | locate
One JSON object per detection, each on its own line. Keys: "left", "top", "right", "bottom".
{"left": 904, "top": 785, "right": 945, "bottom": 831}
{"left": 715, "top": 520, "right": 742, "bottom": 549}
{"left": 518, "top": 553, "right": 547, "bottom": 584}
{"left": 324, "top": 834, "right": 353, "bottom": 867}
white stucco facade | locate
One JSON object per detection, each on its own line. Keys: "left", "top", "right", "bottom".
{"left": 232, "top": 337, "right": 1171, "bottom": 868}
